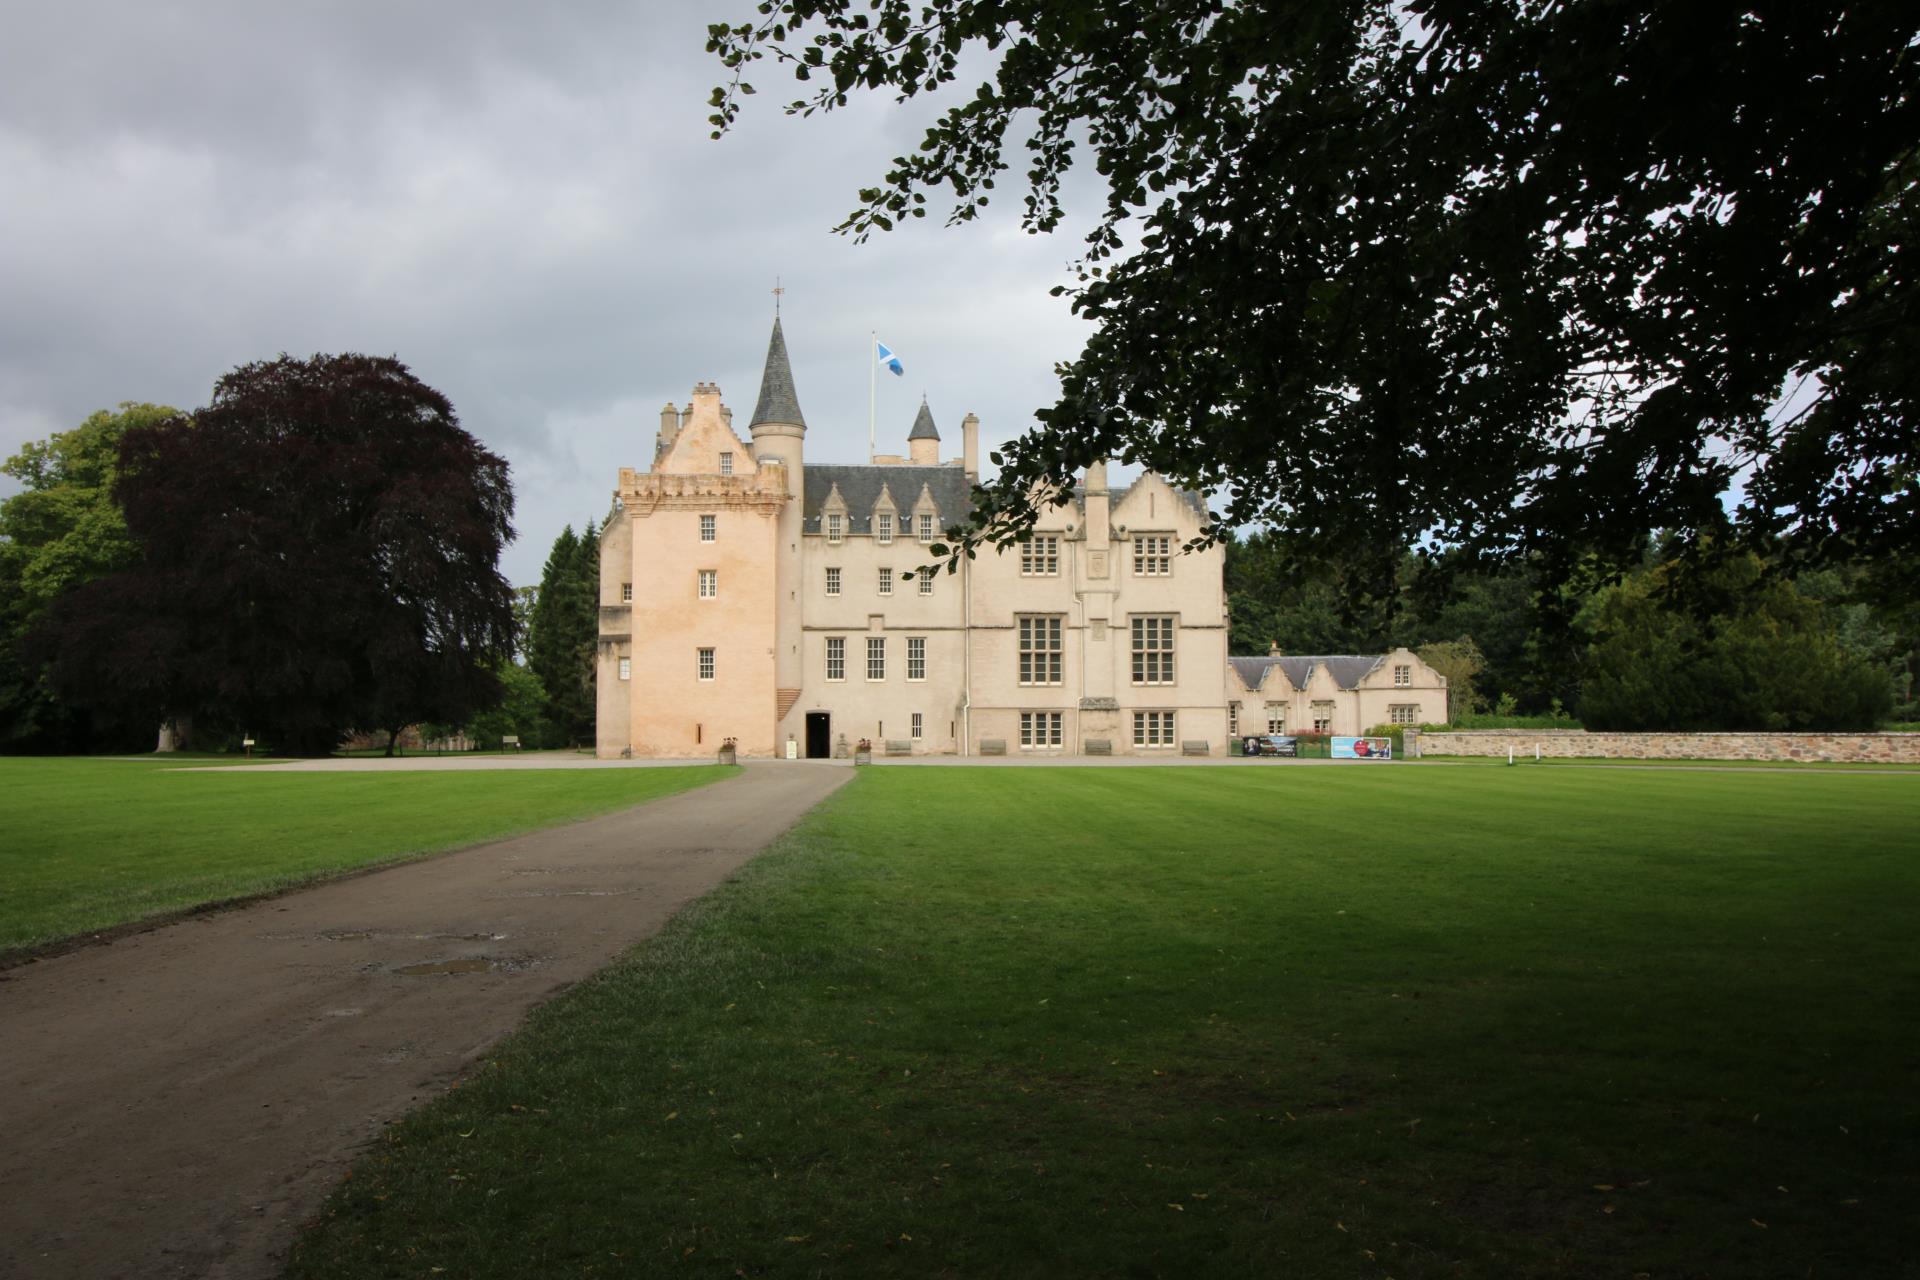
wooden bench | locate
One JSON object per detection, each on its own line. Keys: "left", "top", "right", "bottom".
{"left": 502, "top": 735, "right": 521, "bottom": 751}
{"left": 1084, "top": 738, "right": 1112, "bottom": 755}
{"left": 977, "top": 738, "right": 1006, "bottom": 756}
{"left": 885, "top": 740, "right": 912, "bottom": 756}
{"left": 1181, "top": 739, "right": 1211, "bottom": 756}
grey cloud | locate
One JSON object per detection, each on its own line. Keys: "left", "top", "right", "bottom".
{"left": 1, "top": 3, "right": 1099, "bottom": 584}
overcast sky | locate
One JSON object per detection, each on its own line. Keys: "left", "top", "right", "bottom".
{"left": 0, "top": 1, "right": 1101, "bottom": 585}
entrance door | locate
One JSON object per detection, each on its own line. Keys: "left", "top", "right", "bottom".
{"left": 805, "top": 712, "right": 831, "bottom": 759}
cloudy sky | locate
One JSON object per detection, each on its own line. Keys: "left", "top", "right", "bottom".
{"left": 1, "top": 1, "right": 1100, "bottom": 585}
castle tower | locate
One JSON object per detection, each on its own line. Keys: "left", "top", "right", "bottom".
{"left": 748, "top": 317, "right": 807, "bottom": 741}
{"left": 908, "top": 398, "right": 941, "bottom": 465}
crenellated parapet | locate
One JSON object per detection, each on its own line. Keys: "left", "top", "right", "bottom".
{"left": 618, "top": 463, "right": 787, "bottom": 517}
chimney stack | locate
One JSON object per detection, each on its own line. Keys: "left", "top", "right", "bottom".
{"left": 962, "top": 412, "right": 980, "bottom": 481}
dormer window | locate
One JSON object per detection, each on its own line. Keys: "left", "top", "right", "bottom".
{"left": 719, "top": 452, "right": 734, "bottom": 476}
{"left": 918, "top": 512, "right": 935, "bottom": 542}
{"left": 826, "top": 512, "right": 844, "bottom": 543}
{"left": 876, "top": 512, "right": 893, "bottom": 544}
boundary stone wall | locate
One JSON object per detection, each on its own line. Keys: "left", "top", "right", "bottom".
{"left": 1409, "top": 728, "right": 1920, "bottom": 764}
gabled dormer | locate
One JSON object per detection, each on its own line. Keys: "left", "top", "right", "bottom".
{"left": 871, "top": 485, "right": 900, "bottom": 544}
{"left": 820, "top": 482, "right": 849, "bottom": 544}
{"left": 910, "top": 482, "right": 942, "bottom": 543}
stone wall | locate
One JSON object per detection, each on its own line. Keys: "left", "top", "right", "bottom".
{"left": 1408, "top": 728, "right": 1920, "bottom": 765}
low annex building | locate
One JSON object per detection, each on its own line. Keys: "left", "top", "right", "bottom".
{"left": 1227, "top": 648, "right": 1450, "bottom": 739}
{"left": 596, "top": 319, "right": 1439, "bottom": 758}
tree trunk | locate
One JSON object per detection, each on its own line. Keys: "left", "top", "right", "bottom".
{"left": 155, "top": 716, "right": 192, "bottom": 753}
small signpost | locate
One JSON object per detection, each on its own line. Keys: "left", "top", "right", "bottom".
{"left": 242, "top": 736, "right": 255, "bottom": 759}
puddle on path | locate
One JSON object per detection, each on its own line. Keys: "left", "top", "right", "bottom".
{"left": 394, "top": 958, "right": 493, "bottom": 976}
{"left": 306, "top": 930, "right": 508, "bottom": 943}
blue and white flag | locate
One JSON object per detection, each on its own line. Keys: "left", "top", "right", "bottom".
{"left": 876, "top": 340, "right": 905, "bottom": 377}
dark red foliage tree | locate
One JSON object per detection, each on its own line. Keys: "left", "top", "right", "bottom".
{"left": 41, "top": 354, "right": 518, "bottom": 755}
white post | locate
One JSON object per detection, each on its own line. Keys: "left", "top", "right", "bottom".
{"left": 1507, "top": 745, "right": 1514, "bottom": 765}
{"left": 868, "top": 329, "right": 877, "bottom": 463}
{"left": 1535, "top": 742, "right": 1541, "bottom": 762}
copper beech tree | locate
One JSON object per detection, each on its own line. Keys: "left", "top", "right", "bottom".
{"left": 710, "top": 1, "right": 1919, "bottom": 603}
{"left": 43, "top": 354, "right": 518, "bottom": 755}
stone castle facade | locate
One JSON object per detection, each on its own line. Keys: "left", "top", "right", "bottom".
{"left": 596, "top": 319, "right": 1446, "bottom": 758}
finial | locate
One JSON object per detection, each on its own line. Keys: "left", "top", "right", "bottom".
{"left": 772, "top": 276, "right": 784, "bottom": 316}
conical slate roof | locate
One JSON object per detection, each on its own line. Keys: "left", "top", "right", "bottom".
{"left": 908, "top": 398, "right": 940, "bottom": 440}
{"left": 750, "top": 317, "right": 806, "bottom": 429}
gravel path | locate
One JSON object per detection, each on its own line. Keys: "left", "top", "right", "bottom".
{"left": 0, "top": 761, "right": 850, "bottom": 1280}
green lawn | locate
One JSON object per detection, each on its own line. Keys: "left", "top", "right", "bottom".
{"left": 0, "top": 759, "right": 733, "bottom": 952}
{"left": 288, "top": 766, "right": 1919, "bottom": 1279}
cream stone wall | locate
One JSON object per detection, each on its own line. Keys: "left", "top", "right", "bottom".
{"left": 784, "top": 524, "right": 967, "bottom": 755}
{"left": 965, "top": 472, "right": 1230, "bottom": 755}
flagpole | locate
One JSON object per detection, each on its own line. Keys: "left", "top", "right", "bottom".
{"left": 868, "top": 329, "right": 877, "bottom": 463}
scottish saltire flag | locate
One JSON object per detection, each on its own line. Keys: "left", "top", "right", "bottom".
{"left": 876, "top": 340, "right": 905, "bottom": 377}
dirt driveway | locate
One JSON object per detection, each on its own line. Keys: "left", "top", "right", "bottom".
{"left": 0, "top": 761, "right": 850, "bottom": 1280}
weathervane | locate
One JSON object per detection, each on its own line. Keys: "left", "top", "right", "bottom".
{"left": 772, "top": 276, "right": 784, "bottom": 316}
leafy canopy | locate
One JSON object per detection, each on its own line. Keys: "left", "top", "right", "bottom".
{"left": 41, "top": 355, "right": 518, "bottom": 756}
{"left": 1, "top": 403, "right": 181, "bottom": 752}
{"left": 711, "top": 1, "right": 1919, "bottom": 588}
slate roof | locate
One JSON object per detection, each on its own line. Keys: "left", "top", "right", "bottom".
{"left": 908, "top": 400, "right": 940, "bottom": 440}
{"left": 1229, "top": 654, "right": 1386, "bottom": 692}
{"left": 750, "top": 317, "right": 806, "bottom": 428}
{"left": 803, "top": 464, "right": 974, "bottom": 535}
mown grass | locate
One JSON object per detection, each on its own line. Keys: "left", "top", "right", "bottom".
{"left": 1436, "top": 754, "right": 1920, "bottom": 771}
{"left": 0, "top": 758, "right": 733, "bottom": 951}
{"left": 288, "top": 766, "right": 1919, "bottom": 1279}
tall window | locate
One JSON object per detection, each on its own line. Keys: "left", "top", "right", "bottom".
{"left": 918, "top": 512, "right": 935, "bottom": 542}
{"left": 1312, "top": 701, "right": 1333, "bottom": 734}
{"left": 697, "top": 648, "right": 715, "bottom": 681}
{"left": 878, "top": 567, "right": 893, "bottom": 596}
{"left": 1021, "top": 711, "right": 1064, "bottom": 749}
{"left": 719, "top": 451, "right": 734, "bottom": 476}
{"left": 825, "top": 566, "right": 841, "bottom": 596}
{"left": 918, "top": 571, "right": 934, "bottom": 597}
{"left": 1020, "top": 535, "right": 1059, "bottom": 576}
{"left": 1018, "top": 615, "right": 1064, "bottom": 685}
{"left": 907, "top": 636, "right": 926, "bottom": 681}
{"left": 621, "top": 582, "right": 632, "bottom": 602}
{"left": 1134, "top": 534, "right": 1172, "bottom": 576}
{"left": 825, "top": 636, "right": 845, "bottom": 681}
{"left": 826, "top": 512, "right": 844, "bottom": 543}
{"left": 699, "top": 514, "right": 716, "bottom": 542}
{"left": 698, "top": 570, "right": 716, "bottom": 599}
{"left": 876, "top": 512, "right": 893, "bottom": 544}
{"left": 1266, "top": 704, "right": 1286, "bottom": 734}
{"left": 911, "top": 712, "right": 924, "bottom": 740}
{"left": 1393, "top": 664, "right": 1411, "bottom": 687}
{"left": 1133, "top": 710, "right": 1175, "bottom": 747}
{"left": 866, "top": 636, "right": 886, "bottom": 681}
{"left": 618, "top": 657, "right": 631, "bottom": 681}
{"left": 1390, "top": 704, "right": 1420, "bottom": 725}
{"left": 1228, "top": 702, "right": 1239, "bottom": 736}
{"left": 1131, "top": 616, "right": 1175, "bottom": 684}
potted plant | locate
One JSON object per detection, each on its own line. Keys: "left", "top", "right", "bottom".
{"left": 718, "top": 736, "right": 738, "bottom": 765}
{"left": 854, "top": 737, "right": 873, "bottom": 765}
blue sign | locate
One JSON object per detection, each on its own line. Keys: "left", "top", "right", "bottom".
{"left": 1331, "top": 736, "right": 1392, "bottom": 760}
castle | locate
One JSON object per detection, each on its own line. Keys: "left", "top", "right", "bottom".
{"left": 596, "top": 319, "right": 1446, "bottom": 758}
